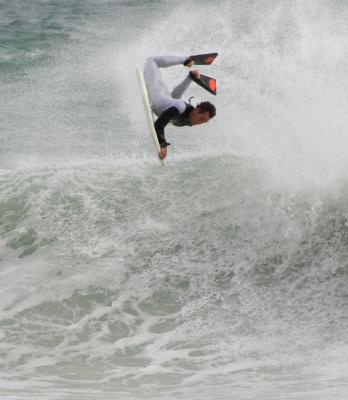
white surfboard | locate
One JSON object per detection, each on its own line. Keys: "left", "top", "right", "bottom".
{"left": 136, "top": 67, "right": 164, "bottom": 165}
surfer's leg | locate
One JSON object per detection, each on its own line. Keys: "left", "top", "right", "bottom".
{"left": 144, "top": 58, "right": 172, "bottom": 115}
{"left": 149, "top": 55, "right": 187, "bottom": 68}
{"left": 171, "top": 76, "right": 192, "bottom": 99}
{"left": 144, "top": 56, "right": 187, "bottom": 115}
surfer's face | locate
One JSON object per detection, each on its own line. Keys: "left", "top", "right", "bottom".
{"left": 189, "top": 107, "right": 211, "bottom": 125}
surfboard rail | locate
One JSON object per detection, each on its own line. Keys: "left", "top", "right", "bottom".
{"left": 136, "top": 67, "right": 164, "bottom": 166}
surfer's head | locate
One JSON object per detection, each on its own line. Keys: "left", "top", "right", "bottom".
{"left": 189, "top": 101, "right": 216, "bottom": 125}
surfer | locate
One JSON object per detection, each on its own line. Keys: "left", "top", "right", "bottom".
{"left": 144, "top": 55, "right": 216, "bottom": 160}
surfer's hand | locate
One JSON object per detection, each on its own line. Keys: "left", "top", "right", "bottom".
{"left": 159, "top": 147, "right": 167, "bottom": 160}
{"left": 190, "top": 69, "right": 200, "bottom": 79}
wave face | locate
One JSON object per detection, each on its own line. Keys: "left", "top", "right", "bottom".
{"left": 1, "top": 1, "right": 348, "bottom": 399}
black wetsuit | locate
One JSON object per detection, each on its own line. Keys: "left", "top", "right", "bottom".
{"left": 154, "top": 104, "right": 194, "bottom": 147}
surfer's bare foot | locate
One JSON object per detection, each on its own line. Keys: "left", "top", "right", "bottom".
{"left": 190, "top": 69, "right": 201, "bottom": 79}
{"left": 185, "top": 58, "right": 194, "bottom": 68}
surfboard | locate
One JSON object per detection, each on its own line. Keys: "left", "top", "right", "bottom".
{"left": 136, "top": 67, "right": 164, "bottom": 165}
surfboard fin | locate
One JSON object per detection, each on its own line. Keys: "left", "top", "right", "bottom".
{"left": 190, "top": 72, "right": 217, "bottom": 95}
{"left": 184, "top": 52, "right": 218, "bottom": 66}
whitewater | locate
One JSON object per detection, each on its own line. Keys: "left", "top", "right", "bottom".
{"left": 1, "top": 0, "right": 348, "bottom": 399}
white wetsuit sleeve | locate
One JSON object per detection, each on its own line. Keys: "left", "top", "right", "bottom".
{"left": 171, "top": 75, "right": 192, "bottom": 99}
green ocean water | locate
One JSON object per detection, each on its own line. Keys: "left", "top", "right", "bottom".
{"left": 1, "top": 1, "right": 348, "bottom": 399}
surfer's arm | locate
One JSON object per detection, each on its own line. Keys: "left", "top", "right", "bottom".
{"left": 154, "top": 106, "right": 180, "bottom": 147}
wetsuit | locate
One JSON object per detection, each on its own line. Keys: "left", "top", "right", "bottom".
{"left": 144, "top": 56, "right": 194, "bottom": 148}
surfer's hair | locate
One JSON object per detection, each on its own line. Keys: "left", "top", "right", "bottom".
{"left": 198, "top": 101, "right": 216, "bottom": 118}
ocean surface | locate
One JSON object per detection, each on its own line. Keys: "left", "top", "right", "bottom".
{"left": 1, "top": 0, "right": 348, "bottom": 399}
